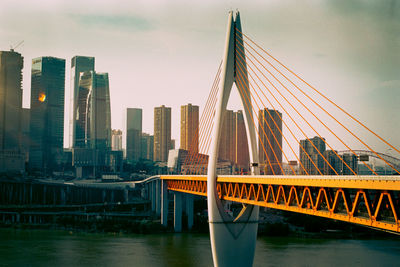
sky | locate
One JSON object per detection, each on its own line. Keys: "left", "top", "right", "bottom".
{"left": 1, "top": 0, "right": 399, "bottom": 158}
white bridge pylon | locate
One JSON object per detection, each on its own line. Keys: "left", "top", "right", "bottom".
{"left": 207, "top": 11, "right": 260, "bottom": 267}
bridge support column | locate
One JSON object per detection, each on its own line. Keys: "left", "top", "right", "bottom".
{"left": 155, "top": 180, "right": 161, "bottom": 215}
{"left": 161, "top": 180, "right": 168, "bottom": 227}
{"left": 185, "top": 194, "right": 194, "bottom": 230}
{"left": 151, "top": 181, "right": 156, "bottom": 212}
{"left": 174, "top": 192, "right": 182, "bottom": 232}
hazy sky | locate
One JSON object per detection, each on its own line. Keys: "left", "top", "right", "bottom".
{"left": 1, "top": 0, "right": 399, "bottom": 157}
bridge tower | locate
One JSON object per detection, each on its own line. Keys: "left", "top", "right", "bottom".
{"left": 207, "top": 11, "right": 260, "bottom": 267}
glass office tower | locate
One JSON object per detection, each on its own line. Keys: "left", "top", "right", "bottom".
{"left": 29, "top": 56, "right": 65, "bottom": 171}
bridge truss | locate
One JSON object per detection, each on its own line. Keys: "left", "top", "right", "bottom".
{"left": 162, "top": 175, "right": 400, "bottom": 233}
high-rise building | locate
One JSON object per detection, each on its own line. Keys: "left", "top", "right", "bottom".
{"left": 323, "top": 150, "right": 358, "bottom": 175}
{"left": 21, "top": 108, "right": 30, "bottom": 162}
{"left": 299, "top": 136, "right": 326, "bottom": 175}
{"left": 0, "top": 50, "right": 23, "bottom": 151}
{"left": 0, "top": 50, "right": 25, "bottom": 172}
{"left": 111, "top": 129, "right": 122, "bottom": 151}
{"left": 323, "top": 150, "right": 340, "bottom": 175}
{"left": 126, "top": 108, "right": 142, "bottom": 162}
{"left": 217, "top": 110, "right": 249, "bottom": 171}
{"left": 258, "top": 108, "right": 282, "bottom": 175}
{"left": 234, "top": 111, "right": 249, "bottom": 171}
{"left": 341, "top": 153, "right": 358, "bottom": 175}
{"left": 219, "top": 110, "right": 235, "bottom": 162}
{"left": 154, "top": 105, "right": 171, "bottom": 162}
{"left": 70, "top": 56, "right": 95, "bottom": 148}
{"left": 72, "top": 71, "right": 111, "bottom": 178}
{"left": 74, "top": 71, "right": 111, "bottom": 149}
{"left": 141, "top": 133, "right": 154, "bottom": 161}
{"left": 29, "top": 57, "right": 65, "bottom": 171}
{"left": 180, "top": 104, "right": 199, "bottom": 153}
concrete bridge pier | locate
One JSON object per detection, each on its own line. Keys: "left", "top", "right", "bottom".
{"left": 174, "top": 192, "right": 182, "bottom": 232}
{"left": 151, "top": 181, "right": 156, "bottom": 212}
{"left": 185, "top": 194, "right": 194, "bottom": 230}
{"left": 161, "top": 180, "right": 168, "bottom": 227}
{"left": 155, "top": 180, "right": 161, "bottom": 215}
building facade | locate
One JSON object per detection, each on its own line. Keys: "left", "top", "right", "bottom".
{"left": 111, "top": 129, "right": 122, "bottom": 151}
{"left": 70, "top": 56, "right": 95, "bottom": 148}
{"left": 72, "top": 71, "right": 112, "bottom": 178}
{"left": 323, "top": 150, "right": 340, "bottom": 175}
{"left": 29, "top": 56, "right": 65, "bottom": 171}
{"left": 154, "top": 105, "right": 171, "bottom": 162}
{"left": 74, "top": 71, "right": 111, "bottom": 149}
{"left": 217, "top": 110, "right": 250, "bottom": 172}
{"left": 0, "top": 50, "right": 25, "bottom": 172}
{"left": 258, "top": 108, "right": 282, "bottom": 175}
{"left": 141, "top": 133, "right": 154, "bottom": 161}
{"left": 234, "top": 110, "right": 250, "bottom": 171}
{"left": 0, "top": 51, "right": 23, "bottom": 151}
{"left": 218, "top": 110, "right": 235, "bottom": 162}
{"left": 180, "top": 104, "right": 199, "bottom": 153}
{"left": 299, "top": 136, "right": 326, "bottom": 175}
{"left": 21, "top": 108, "right": 30, "bottom": 163}
{"left": 126, "top": 108, "right": 142, "bottom": 163}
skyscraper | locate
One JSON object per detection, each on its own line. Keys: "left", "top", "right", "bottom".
{"left": 341, "top": 153, "right": 358, "bottom": 175}
{"left": 154, "top": 105, "right": 171, "bottom": 162}
{"left": 21, "top": 108, "right": 30, "bottom": 162}
{"left": 323, "top": 150, "right": 340, "bottom": 175}
{"left": 0, "top": 50, "right": 25, "bottom": 172}
{"left": 258, "top": 108, "right": 282, "bottom": 175}
{"left": 141, "top": 133, "right": 154, "bottom": 161}
{"left": 111, "top": 129, "right": 122, "bottom": 151}
{"left": 0, "top": 51, "right": 23, "bottom": 151}
{"left": 70, "top": 56, "right": 95, "bottom": 148}
{"left": 29, "top": 57, "right": 65, "bottom": 171}
{"left": 217, "top": 110, "right": 249, "bottom": 171}
{"left": 72, "top": 71, "right": 111, "bottom": 178}
{"left": 180, "top": 104, "right": 199, "bottom": 153}
{"left": 234, "top": 111, "right": 249, "bottom": 171}
{"left": 218, "top": 110, "right": 235, "bottom": 162}
{"left": 299, "top": 136, "right": 326, "bottom": 175}
{"left": 75, "top": 71, "right": 111, "bottom": 149}
{"left": 126, "top": 108, "right": 142, "bottom": 163}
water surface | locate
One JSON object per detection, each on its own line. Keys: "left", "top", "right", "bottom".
{"left": 1, "top": 229, "right": 399, "bottom": 266}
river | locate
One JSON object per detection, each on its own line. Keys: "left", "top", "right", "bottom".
{"left": 1, "top": 229, "right": 399, "bottom": 266}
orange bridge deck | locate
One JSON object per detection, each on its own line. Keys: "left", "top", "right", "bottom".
{"left": 161, "top": 175, "right": 400, "bottom": 233}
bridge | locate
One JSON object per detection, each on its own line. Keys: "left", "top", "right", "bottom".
{"left": 144, "top": 11, "right": 400, "bottom": 267}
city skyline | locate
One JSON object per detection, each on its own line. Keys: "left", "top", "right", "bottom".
{"left": 0, "top": 1, "right": 399, "bottom": 155}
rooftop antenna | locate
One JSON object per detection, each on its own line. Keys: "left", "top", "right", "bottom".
{"left": 10, "top": 40, "right": 24, "bottom": 52}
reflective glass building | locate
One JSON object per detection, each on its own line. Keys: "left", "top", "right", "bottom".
{"left": 70, "top": 56, "right": 95, "bottom": 148}
{"left": 126, "top": 108, "right": 142, "bottom": 163}
{"left": 29, "top": 56, "right": 65, "bottom": 171}
{"left": 75, "top": 71, "right": 111, "bottom": 149}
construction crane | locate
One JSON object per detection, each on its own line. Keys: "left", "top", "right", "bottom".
{"left": 10, "top": 40, "right": 24, "bottom": 52}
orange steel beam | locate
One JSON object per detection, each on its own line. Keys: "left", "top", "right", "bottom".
{"left": 161, "top": 175, "right": 400, "bottom": 233}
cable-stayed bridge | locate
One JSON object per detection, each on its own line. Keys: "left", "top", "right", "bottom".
{"left": 143, "top": 11, "right": 400, "bottom": 267}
